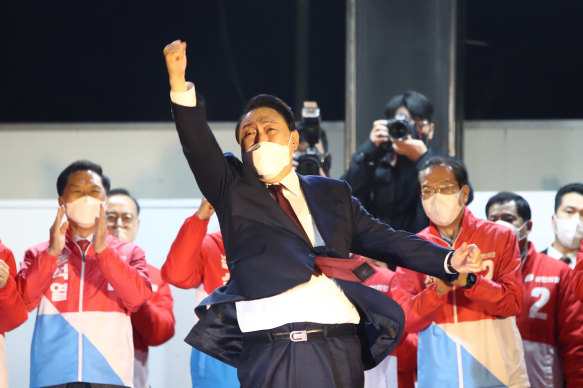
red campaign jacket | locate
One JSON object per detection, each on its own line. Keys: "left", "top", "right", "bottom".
{"left": 162, "top": 213, "right": 230, "bottom": 294}
{"left": 17, "top": 232, "right": 152, "bottom": 387}
{"left": 518, "top": 242, "right": 583, "bottom": 388}
{"left": 390, "top": 208, "right": 523, "bottom": 332}
{"left": 0, "top": 239, "right": 28, "bottom": 335}
{"left": 18, "top": 232, "right": 152, "bottom": 314}
{"left": 389, "top": 208, "right": 527, "bottom": 387}
{"left": 362, "top": 261, "right": 416, "bottom": 388}
{"left": 131, "top": 264, "right": 175, "bottom": 353}
{"left": 572, "top": 241, "right": 583, "bottom": 301}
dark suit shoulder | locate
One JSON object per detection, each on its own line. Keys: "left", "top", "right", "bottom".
{"left": 299, "top": 174, "right": 350, "bottom": 191}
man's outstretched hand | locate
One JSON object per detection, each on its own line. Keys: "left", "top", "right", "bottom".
{"left": 163, "top": 40, "right": 188, "bottom": 92}
{"left": 451, "top": 242, "right": 482, "bottom": 273}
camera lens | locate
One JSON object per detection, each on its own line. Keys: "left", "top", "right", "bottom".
{"left": 297, "top": 156, "right": 321, "bottom": 176}
{"left": 388, "top": 121, "right": 409, "bottom": 141}
{"left": 386, "top": 113, "right": 416, "bottom": 141}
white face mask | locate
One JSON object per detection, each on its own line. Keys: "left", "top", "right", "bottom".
{"left": 554, "top": 215, "right": 583, "bottom": 250}
{"left": 422, "top": 191, "right": 463, "bottom": 227}
{"left": 243, "top": 135, "right": 292, "bottom": 181}
{"left": 65, "top": 196, "right": 103, "bottom": 228}
{"left": 495, "top": 220, "right": 528, "bottom": 241}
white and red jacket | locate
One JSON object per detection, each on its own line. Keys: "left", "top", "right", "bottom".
{"left": 162, "top": 213, "right": 229, "bottom": 293}
{"left": 0, "top": 239, "right": 28, "bottom": 388}
{"left": 390, "top": 208, "right": 528, "bottom": 387}
{"left": 571, "top": 240, "right": 583, "bottom": 301}
{"left": 0, "top": 239, "right": 27, "bottom": 335}
{"left": 519, "top": 242, "right": 583, "bottom": 387}
{"left": 17, "top": 232, "right": 151, "bottom": 388}
{"left": 131, "top": 264, "right": 175, "bottom": 388}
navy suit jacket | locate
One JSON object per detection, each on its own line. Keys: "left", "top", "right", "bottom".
{"left": 171, "top": 97, "right": 453, "bottom": 369}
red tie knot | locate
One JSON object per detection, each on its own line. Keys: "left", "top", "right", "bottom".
{"left": 268, "top": 184, "right": 284, "bottom": 195}
{"left": 77, "top": 239, "right": 90, "bottom": 254}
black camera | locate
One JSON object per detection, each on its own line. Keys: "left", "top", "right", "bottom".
{"left": 386, "top": 113, "right": 417, "bottom": 141}
{"left": 294, "top": 101, "right": 331, "bottom": 176}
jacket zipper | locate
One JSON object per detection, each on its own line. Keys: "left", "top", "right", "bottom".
{"left": 428, "top": 228, "right": 465, "bottom": 387}
{"left": 77, "top": 243, "right": 87, "bottom": 382}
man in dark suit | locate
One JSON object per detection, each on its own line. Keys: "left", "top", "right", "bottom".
{"left": 163, "top": 40, "right": 482, "bottom": 388}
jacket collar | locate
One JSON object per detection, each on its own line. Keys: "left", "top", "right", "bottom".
{"left": 426, "top": 207, "right": 475, "bottom": 248}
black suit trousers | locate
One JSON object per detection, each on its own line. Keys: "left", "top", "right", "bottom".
{"left": 238, "top": 322, "right": 364, "bottom": 388}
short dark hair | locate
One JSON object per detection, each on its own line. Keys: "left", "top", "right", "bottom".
{"left": 485, "top": 192, "right": 532, "bottom": 221}
{"left": 554, "top": 183, "right": 583, "bottom": 213}
{"left": 385, "top": 90, "right": 434, "bottom": 120}
{"left": 235, "top": 94, "right": 296, "bottom": 143}
{"left": 56, "top": 160, "right": 110, "bottom": 196}
{"left": 419, "top": 156, "right": 468, "bottom": 187}
{"left": 108, "top": 187, "right": 141, "bottom": 215}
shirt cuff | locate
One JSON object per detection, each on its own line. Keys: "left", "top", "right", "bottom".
{"left": 170, "top": 81, "right": 197, "bottom": 107}
{"left": 444, "top": 251, "right": 455, "bottom": 274}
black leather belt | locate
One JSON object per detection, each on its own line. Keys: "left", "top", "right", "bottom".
{"left": 243, "top": 324, "right": 357, "bottom": 344}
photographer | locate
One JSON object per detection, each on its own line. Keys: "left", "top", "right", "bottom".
{"left": 343, "top": 90, "right": 471, "bottom": 233}
{"left": 293, "top": 101, "right": 331, "bottom": 177}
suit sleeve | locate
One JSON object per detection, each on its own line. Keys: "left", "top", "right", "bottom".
{"left": 390, "top": 267, "right": 448, "bottom": 333}
{"left": 462, "top": 230, "right": 523, "bottom": 316}
{"left": 172, "top": 100, "right": 236, "bottom": 206}
{"left": 556, "top": 268, "right": 583, "bottom": 386}
{"left": 0, "top": 247, "right": 28, "bottom": 333}
{"left": 17, "top": 247, "right": 59, "bottom": 311}
{"left": 161, "top": 213, "right": 208, "bottom": 289}
{"left": 131, "top": 272, "right": 175, "bottom": 347}
{"left": 95, "top": 245, "right": 152, "bottom": 312}
{"left": 347, "top": 181, "right": 452, "bottom": 279}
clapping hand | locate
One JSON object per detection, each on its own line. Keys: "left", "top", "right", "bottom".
{"left": 451, "top": 242, "right": 482, "bottom": 273}
{"left": 47, "top": 206, "right": 69, "bottom": 257}
{"left": 92, "top": 203, "right": 107, "bottom": 254}
{"left": 0, "top": 259, "right": 9, "bottom": 289}
{"left": 196, "top": 197, "right": 215, "bottom": 221}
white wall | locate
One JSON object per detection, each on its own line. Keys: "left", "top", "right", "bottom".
{"left": 0, "top": 121, "right": 346, "bottom": 200}
{"left": 464, "top": 119, "right": 583, "bottom": 191}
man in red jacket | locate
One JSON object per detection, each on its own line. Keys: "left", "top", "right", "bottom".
{"left": 486, "top": 191, "right": 583, "bottom": 387}
{"left": 0, "top": 239, "right": 28, "bottom": 388}
{"left": 17, "top": 160, "right": 152, "bottom": 388}
{"left": 107, "top": 188, "right": 175, "bottom": 388}
{"left": 161, "top": 197, "right": 238, "bottom": 388}
{"left": 390, "top": 156, "right": 528, "bottom": 387}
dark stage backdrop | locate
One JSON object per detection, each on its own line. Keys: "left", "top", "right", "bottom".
{"left": 0, "top": 1, "right": 581, "bottom": 122}
{"left": 0, "top": 0, "right": 346, "bottom": 122}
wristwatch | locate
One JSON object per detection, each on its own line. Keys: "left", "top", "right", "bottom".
{"left": 463, "top": 273, "right": 477, "bottom": 289}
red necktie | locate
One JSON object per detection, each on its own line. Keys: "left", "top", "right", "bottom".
{"left": 268, "top": 184, "right": 309, "bottom": 241}
{"left": 77, "top": 239, "right": 90, "bottom": 255}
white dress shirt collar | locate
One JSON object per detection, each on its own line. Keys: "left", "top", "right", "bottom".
{"left": 274, "top": 170, "right": 302, "bottom": 199}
